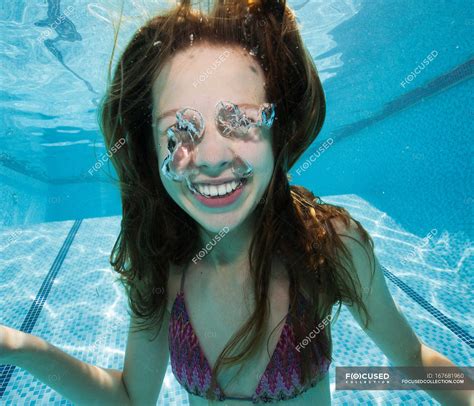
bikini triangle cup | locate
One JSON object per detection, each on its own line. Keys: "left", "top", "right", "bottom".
{"left": 168, "top": 262, "right": 331, "bottom": 401}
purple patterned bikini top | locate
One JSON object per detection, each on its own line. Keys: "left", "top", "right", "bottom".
{"left": 168, "top": 264, "right": 331, "bottom": 403}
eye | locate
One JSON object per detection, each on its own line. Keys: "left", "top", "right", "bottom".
{"left": 216, "top": 102, "right": 260, "bottom": 138}
{"left": 167, "top": 133, "right": 177, "bottom": 151}
{"left": 165, "top": 126, "right": 190, "bottom": 152}
{"left": 178, "top": 108, "right": 203, "bottom": 134}
{"left": 163, "top": 108, "right": 204, "bottom": 146}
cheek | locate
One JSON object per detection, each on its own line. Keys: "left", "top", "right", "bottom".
{"left": 157, "top": 147, "right": 166, "bottom": 168}
{"left": 155, "top": 138, "right": 168, "bottom": 159}
{"left": 154, "top": 136, "right": 173, "bottom": 174}
{"left": 160, "top": 173, "right": 185, "bottom": 208}
{"left": 154, "top": 139, "right": 172, "bottom": 188}
{"left": 235, "top": 140, "right": 274, "bottom": 172}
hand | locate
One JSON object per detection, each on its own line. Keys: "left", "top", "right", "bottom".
{"left": 0, "top": 324, "right": 25, "bottom": 365}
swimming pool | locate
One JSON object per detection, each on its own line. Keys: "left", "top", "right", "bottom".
{"left": 1, "top": 0, "right": 472, "bottom": 405}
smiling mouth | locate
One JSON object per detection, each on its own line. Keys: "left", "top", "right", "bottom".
{"left": 186, "top": 178, "right": 248, "bottom": 198}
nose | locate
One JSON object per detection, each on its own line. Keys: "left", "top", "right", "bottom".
{"left": 193, "top": 117, "right": 234, "bottom": 175}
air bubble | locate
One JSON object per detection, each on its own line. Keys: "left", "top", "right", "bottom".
{"left": 161, "top": 103, "right": 276, "bottom": 184}
{"left": 249, "top": 45, "right": 259, "bottom": 56}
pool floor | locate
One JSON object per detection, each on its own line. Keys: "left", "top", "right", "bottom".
{"left": 0, "top": 194, "right": 472, "bottom": 405}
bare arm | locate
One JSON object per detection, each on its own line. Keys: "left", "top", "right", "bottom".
{"left": 122, "top": 311, "right": 171, "bottom": 404}
{"left": 1, "top": 325, "right": 130, "bottom": 405}
{"left": 0, "top": 310, "right": 170, "bottom": 405}
{"left": 333, "top": 218, "right": 473, "bottom": 406}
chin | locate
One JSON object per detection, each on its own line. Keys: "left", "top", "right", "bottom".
{"left": 194, "top": 211, "right": 243, "bottom": 234}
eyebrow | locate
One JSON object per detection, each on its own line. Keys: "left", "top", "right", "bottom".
{"left": 155, "top": 109, "right": 179, "bottom": 122}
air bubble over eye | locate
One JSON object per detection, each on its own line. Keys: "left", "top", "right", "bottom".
{"left": 176, "top": 108, "right": 204, "bottom": 142}
{"left": 160, "top": 102, "right": 275, "bottom": 182}
{"left": 164, "top": 107, "right": 204, "bottom": 153}
{"left": 167, "top": 136, "right": 176, "bottom": 151}
{"left": 215, "top": 101, "right": 259, "bottom": 139}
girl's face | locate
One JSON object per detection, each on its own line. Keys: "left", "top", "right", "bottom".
{"left": 152, "top": 43, "right": 274, "bottom": 234}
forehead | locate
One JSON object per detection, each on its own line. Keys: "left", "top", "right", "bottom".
{"left": 152, "top": 43, "right": 267, "bottom": 120}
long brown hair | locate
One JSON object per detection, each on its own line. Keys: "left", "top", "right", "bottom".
{"left": 99, "top": 0, "right": 375, "bottom": 399}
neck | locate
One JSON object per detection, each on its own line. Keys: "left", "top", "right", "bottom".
{"left": 196, "top": 210, "right": 258, "bottom": 275}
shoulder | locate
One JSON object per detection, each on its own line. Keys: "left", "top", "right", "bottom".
{"left": 328, "top": 215, "right": 376, "bottom": 296}
{"left": 327, "top": 218, "right": 423, "bottom": 365}
{"left": 329, "top": 215, "right": 374, "bottom": 256}
{"left": 329, "top": 215, "right": 365, "bottom": 238}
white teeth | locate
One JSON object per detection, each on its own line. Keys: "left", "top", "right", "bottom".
{"left": 217, "top": 184, "right": 227, "bottom": 196}
{"left": 209, "top": 185, "right": 218, "bottom": 195}
{"left": 192, "top": 180, "right": 242, "bottom": 197}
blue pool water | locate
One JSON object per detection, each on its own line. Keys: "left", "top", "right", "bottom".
{"left": 0, "top": 0, "right": 472, "bottom": 405}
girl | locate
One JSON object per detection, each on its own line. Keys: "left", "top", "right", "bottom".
{"left": 0, "top": 1, "right": 470, "bottom": 405}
